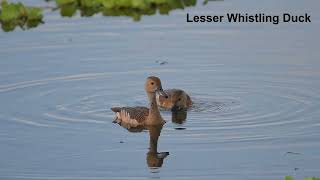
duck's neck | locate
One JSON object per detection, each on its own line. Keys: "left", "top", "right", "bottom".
{"left": 146, "top": 92, "right": 164, "bottom": 125}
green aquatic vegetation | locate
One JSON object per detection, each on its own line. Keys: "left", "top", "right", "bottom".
{"left": 285, "top": 176, "right": 320, "bottom": 180}
{"left": 304, "top": 178, "right": 320, "bottom": 180}
{"left": 0, "top": 0, "right": 197, "bottom": 31}
{"left": 55, "top": 0, "right": 196, "bottom": 20}
{"left": 0, "top": 1, "right": 43, "bottom": 32}
{"left": 286, "top": 176, "right": 295, "bottom": 180}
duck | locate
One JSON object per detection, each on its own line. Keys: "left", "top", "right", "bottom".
{"left": 156, "top": 89, "right": 192, "bottom": 111}
{"left": 111, "top": 76, "right": 168, "bottom": 126}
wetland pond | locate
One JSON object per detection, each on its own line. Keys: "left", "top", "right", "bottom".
{"left": 0, "top": 0, "right": 320, "bottom": 179}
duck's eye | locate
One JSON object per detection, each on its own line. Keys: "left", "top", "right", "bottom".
{"left": 151, "top": 82, "right": 154, "bottom": 85}
{"left": 178, "top": 98, "right": 181, "bottom": 101}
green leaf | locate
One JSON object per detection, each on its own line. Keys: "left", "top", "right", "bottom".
{"left": 285, "top": 176, "right": 294, "bottom": 180}
{"left": 0, "top": 2, "right": 20, "bottom": 22}
{"left": 100, "top": 0, "right": 115, "bottom": 9}
{"left": 1, "top": 21, "right": 16, "bottom": 32}
{"left": 56, "top": 0, "right": 77, "bottom": 6}
{"left": 131, "top": 0, "right": 148, "bottom": 9}
{"left": 80, "top": 0, "right": 100, "bottom": 8}
{"left": 183, "top": 0, "right": 196, "bottom": 6}
{"left": 26, "top": 7, "right": 43, "bottom": 20}
{"left": 304, "top": 178, "right": 320, "bottom": 180}
{"left": 60, "top": 3, "right": 77, "bottom": 17}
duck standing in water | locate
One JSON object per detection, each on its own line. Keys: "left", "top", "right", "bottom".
{"left": 157, "top": 89, "right": 192, "bottom": 111}
{"left": 111, "top": 76, "right": 168, "bottom": 126}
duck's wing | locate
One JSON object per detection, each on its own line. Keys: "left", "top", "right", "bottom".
{"left": 111, "top": 106, "right": 149, "bottom": 124}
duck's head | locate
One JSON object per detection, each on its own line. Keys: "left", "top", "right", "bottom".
{"left": 171, "top": 90, "right": 189, "bottom": 111}
{"left": 145, "top": 76, "right": 168, "bottom": 98}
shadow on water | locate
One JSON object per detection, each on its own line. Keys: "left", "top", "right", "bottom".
{"left": 114, "top": 121, "right": 169, "bottom": 169}
{"left": 0, "top": 0, "right": 198, "bottom": 32}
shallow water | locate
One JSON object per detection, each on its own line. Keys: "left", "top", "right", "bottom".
{"left": 1, "top": 0, "right": 320, "bottom": 179}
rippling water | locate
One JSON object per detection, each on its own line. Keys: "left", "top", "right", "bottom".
{"left": 1, "top": 0, "right": 320, "bottom": 179}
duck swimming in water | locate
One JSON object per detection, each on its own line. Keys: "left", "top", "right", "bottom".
{"left": 156, "top": 89, "right": 192, "bottom": 111}
{"left": 111, "top": 76, "right": 168, "bottom": 126}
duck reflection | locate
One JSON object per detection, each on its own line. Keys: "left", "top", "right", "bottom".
{"left": 114, "top": 122, "right": 169, "bottom": 169}
{"left": 146, "top": 125, "right": 169, "bottom": 168}
{"left": 171, "top": 110, "right": 188, "bottom": 124}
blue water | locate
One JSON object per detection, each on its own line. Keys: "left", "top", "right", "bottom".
{"left": 0, "top": 0, "right": 320, "bottom": 179}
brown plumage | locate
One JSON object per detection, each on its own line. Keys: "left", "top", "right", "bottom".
{"left": 111, "top": 106, "right": 149, "bottom": 126}
{"left": 157, "top": 89, "right": 192, "bottom": 111}
{"left": 111, "top": 76, "right": 168, "bottom": 126}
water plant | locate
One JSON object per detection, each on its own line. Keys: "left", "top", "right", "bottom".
{"left": 286, "top": 176, "right": 320, "bottom": 180}
{"left": 0, "top": 0, "right": 197, "bottom": 32}
{"left": 55, "top": 0, "right": 196, "bottom": 21}
{"left": 0, "top": 1, "right": 43, "bottom": 32}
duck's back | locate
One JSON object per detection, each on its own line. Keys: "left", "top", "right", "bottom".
{"left": 111, "top": 106, "right": 149, "bottom": 125}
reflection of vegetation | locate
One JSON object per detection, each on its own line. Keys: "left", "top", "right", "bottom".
{"left": 286, "top": 176, "right": 320, "bottom": 180}
{"left": 55, "top": 0, "right": 196, "bottom": 21}
{"left": 0, "top": 1, "right": 43, "bottom": 32}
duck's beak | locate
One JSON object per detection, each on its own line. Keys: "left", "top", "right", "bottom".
{"left": 156, "top": 87, "right": 168, "bottom": 98}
